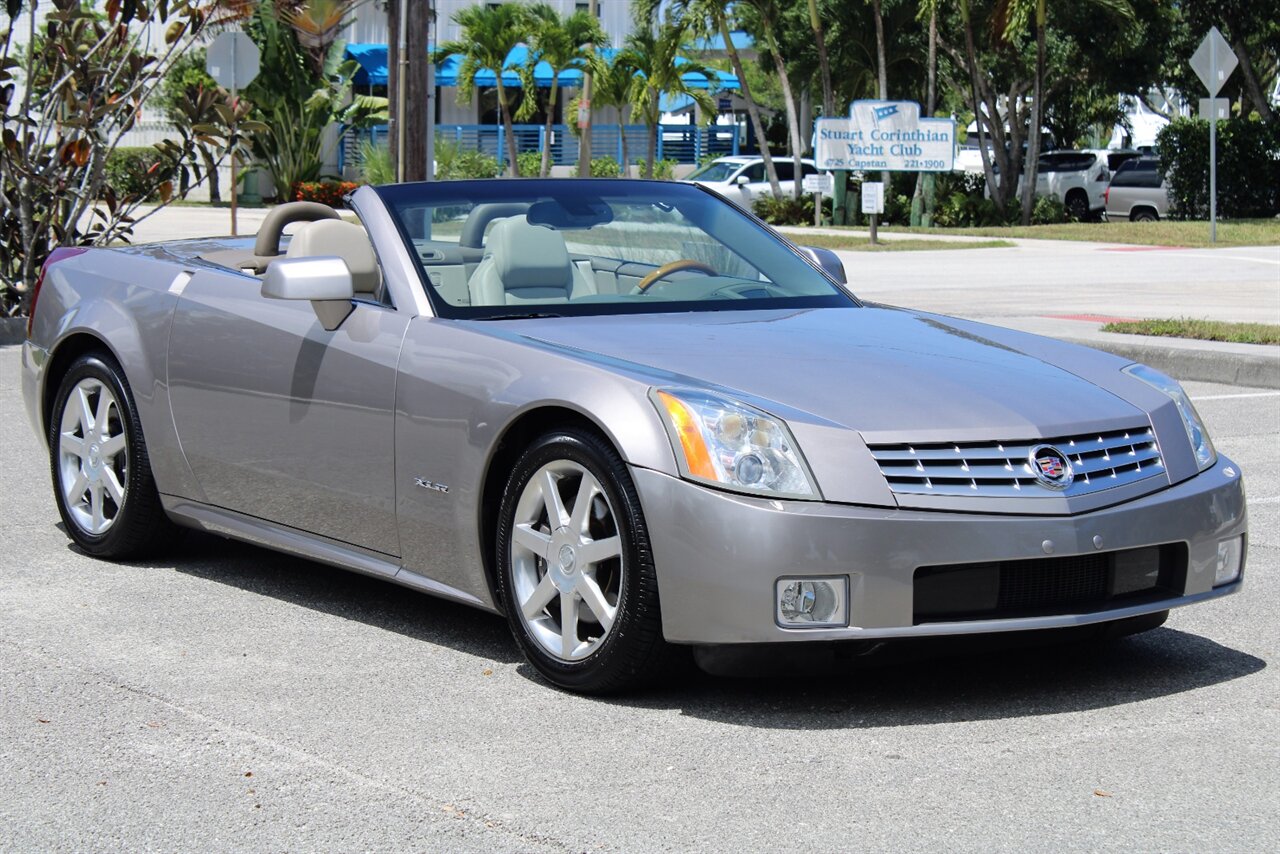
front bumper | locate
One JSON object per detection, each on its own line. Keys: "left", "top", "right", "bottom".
{"left": 633, "top": 455, "right": 1246, "bottom": 645}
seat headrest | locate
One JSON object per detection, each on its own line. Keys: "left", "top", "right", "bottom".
{"left": 489, "top": 217, "right": 572, "bottom": 289}
{"left": 286, "top": 219, "right": 380, "bottom": 295}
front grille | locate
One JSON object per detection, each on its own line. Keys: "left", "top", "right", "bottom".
{"left": 913, "top": 544, "right": 1186, "bottom": 623}
{"left": 867, "top": 426, "right": 1163, "bottom": 498}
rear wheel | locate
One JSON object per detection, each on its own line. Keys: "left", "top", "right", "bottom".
{"left": 1065, "top": 190, "right": 1090, "bottom": 221}
{"left": 1132, "top": 209, "right": 1158, "bottom": 223}
{"left": 49, "top": 353, "right": 176, "bottom": 559}
{"left": 495, "top": 428, "right": 671, "bottom": 693}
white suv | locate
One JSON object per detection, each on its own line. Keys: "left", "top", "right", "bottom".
{"left": 1028, "top": 150, "right": 1139, "bottom": 220}
{"left": 683, "top": 156, "right": 820, "bottom": 209}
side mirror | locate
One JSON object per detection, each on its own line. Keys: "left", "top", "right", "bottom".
{"left": 734, "top": 174, "right": 750, "bottom": 186}
{"left": 262, "top": 256, "right": 355, "bottom": 331}
{"left": 798, "top": 245, "right": 847, "bottom": 285}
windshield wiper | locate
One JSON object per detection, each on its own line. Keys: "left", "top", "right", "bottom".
{"left": 477, "top": 311, "right": 566, "bottom": 321}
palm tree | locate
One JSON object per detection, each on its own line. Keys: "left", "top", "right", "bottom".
{"left": 1001, "top": 0, "right": 1134, "bottom": 224}
{"left": 664, "top": 0, "right": 783, "bottom": 198}
{"left": 566, "top": 50, "right": 641, "bottom": 176}
{"left": 620, "top": 19, "right": 718, "bottom": 178}
{"left": 526, "top": 5, "right": 607, "bottom": 177}
{"left": 805, "top": 0, "right": 835, "bottom": 117}
{"left": 435, "top": 4, "right": 537, "bottom": 177}
{"left": 741, "top": 0, "right": 805, "bottom": 198}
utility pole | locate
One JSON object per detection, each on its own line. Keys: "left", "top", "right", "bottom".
{"left": 576, "top": 0, "right": 598, "bottom": 177}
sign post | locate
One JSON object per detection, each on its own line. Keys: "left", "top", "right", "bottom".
{"left": 862, "top": 181, "right": 884, "bottom": 244}
{"left": 207, "top": 31, "right": 260, "bottom": 237}
{"left": 803, "top": 173, "right": 833, "bottom": 227}
{"left": 1189, "top": 26, "right": 1237, "bottom": 244}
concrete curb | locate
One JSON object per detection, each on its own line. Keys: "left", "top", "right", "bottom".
{"left": 0, "top": 318, "right": 25, "bottom": 346}
{"left": 1064, "top": 336, "right": 1280, "bottom": 389}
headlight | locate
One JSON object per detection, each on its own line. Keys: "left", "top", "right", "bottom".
{"left": 1123, "top": 364, "right": 1216, "bottom": 471}
{"left": 650, "top": 389, "right": 820, "bottom": 499}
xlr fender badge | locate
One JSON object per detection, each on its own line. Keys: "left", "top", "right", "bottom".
{"left": 414, "top": 477, "right": 450, "bottom": 494}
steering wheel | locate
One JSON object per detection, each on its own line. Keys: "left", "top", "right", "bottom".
{"left": 635, "top": 259, "right": 718, "bottom": 292}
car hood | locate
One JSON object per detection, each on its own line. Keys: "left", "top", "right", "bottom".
{"left": 509, "top": 306, "right": 1148, "bottom": 443}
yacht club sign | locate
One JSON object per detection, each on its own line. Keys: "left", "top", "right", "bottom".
{"left": 815, "top": 101, "right": 956, "bottom": 172}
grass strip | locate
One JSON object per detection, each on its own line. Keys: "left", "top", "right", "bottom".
{"left": 873, "top": 218, "right": 1280, "bottom": 248}
{"left": 793, "top": 234, "right": 1013, "bottom": 252}
{"left": 1101, "top": 318, "right": 1280, "bottom": 345}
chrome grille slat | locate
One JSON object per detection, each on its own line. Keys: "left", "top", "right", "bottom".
{"left": 868, "top": 427, "right": 1164, "bottom": 499}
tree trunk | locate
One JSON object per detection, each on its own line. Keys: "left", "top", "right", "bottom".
{"left": 202, "top": 147, "right": 221, "bottom": 204}
{"left": 761, "top": 13, "right": 803, "bottom": 200}
{"left": 577, "top": 0, "right": 598, "bottom": 176}
{"left": 496, "top": 79, "right": 521, "bottom": 176}
{"left": 719, "top": 14, "right": 781, "bottom": 198}
{"left": 911, "top": 5, "right": 937, "bottom": 226}
{"left": 402, "top": 0, "right": 432, "bottom": 182}
{"left": 542, "top": 78, "right": 558, "bottom": 177}
{"left": 806, "top": 0, "right": 834, "bottom": 116}
{"left": 872, "top": 0, "right": 890, "bottom": 190}
{"left": 1020, "top": 4, "right": 1045, "bottom": 225}
{"left": 960, "top": 2, "right": 1000, "bottom": 208}
{"left": 645, "top": 92, "right": 657, "bottom": 178}
{"left": 620, "top": 113, "right": 631, "bottom": 178}
{"left": 1231, "top": 37, "right": 1274, "bottom": 123}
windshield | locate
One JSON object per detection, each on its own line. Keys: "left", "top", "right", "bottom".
{"left": 375, "top": 179, "right": 856, "bottom": 320}
{"left": 684, "top": 161, "right": 740, "bottom": 182}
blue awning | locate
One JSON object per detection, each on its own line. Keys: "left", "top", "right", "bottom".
{"left": 344, "top": 43, "right": 737, "bottom": 91}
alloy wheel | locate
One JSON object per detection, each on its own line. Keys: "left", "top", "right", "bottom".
{"left": 509, "top": 460, "right": 624, "bottom": 661}
{"left": 57, "top": 377, "right": 128, "bottom": 536}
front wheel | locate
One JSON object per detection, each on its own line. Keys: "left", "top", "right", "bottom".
{"left": 48, "top": 352, "right": 177, "bottom": 559}
{"left": 495, "top": 428, "right": 671, "bottom": 693}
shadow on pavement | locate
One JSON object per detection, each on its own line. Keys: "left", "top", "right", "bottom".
{"left": 92, "top": 530, "right": 1263, "bottom": 724}
{"left": 604, "top": 627, "right": 1265, "bottom": 729}
{"left": 130, "top": 531, "right": 524, "bottom": 665}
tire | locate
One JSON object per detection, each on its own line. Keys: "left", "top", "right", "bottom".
{"left": 1065, "top": 190, "right": 1090, "bottom": 222}
{"left": 1132, "top": 209, "right": 1158, "bottom": 223}
{"left": 48, "top": 352, "right": 177, "bottom": 559}
{"left": 495, "top": 428, "right": 671, "bottom": 694}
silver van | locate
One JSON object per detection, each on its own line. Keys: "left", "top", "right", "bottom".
{"left": 1105, "top": 157, "right": 1170, "bottom": 222}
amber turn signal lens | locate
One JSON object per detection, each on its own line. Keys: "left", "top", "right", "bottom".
{"left": 656, "top": 390, "right": 717, "bottom": 481}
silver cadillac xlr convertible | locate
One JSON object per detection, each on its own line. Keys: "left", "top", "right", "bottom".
{"left": 22, "top": 179, "right": 1247, "bottom": 692}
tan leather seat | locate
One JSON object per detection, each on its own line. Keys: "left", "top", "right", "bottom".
{"left": 468, "top": 216, "right": 595, "bottom": 306}
{"left": 286, "top": 219, "right": 382, "bottom": 300}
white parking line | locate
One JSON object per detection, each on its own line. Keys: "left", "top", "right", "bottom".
{"left": 1192, "top": 392, "right": 1280, "bottom": 401}
{"left": 1249, "top": 495, "right": 1280, "bottom": 505}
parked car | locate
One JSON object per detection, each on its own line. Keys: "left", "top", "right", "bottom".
{"left": 22, "top": 179, "right": 1247, "bottom": 694}
{"left": 1027, "top": 150, "right": 1118, "bottom": 220}
{"left": 1105, "top": 157, "right": 1171, "bottom": 222}
{"left": 683, "top": 155, "right": 820, "bottom": 208}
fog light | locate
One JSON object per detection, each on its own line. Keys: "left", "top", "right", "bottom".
{"left": 776, "top": 577, "right": 848, "bottom": 628}
{"left": 1215, "top": 536, "right": 1244, "bottom": 586}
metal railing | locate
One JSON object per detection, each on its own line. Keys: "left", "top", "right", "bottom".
{"left": 341, "top": 122, "right": 740, "bottom": 173}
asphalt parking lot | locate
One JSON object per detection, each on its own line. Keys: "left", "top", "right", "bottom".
{"left": 1, "top": 342, "right": 1277, "bottom": 851}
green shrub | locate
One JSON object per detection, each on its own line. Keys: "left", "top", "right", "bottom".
{"left": 634, "top": 158, "right": 677, "bottom": 179}
{"left": 590, "top": 156, "right": 621, "bottom": 177}
{"left": 1032, "top": 195, "right": 1068, "bottom": 225}
{"left": 358, "top": 140, "right": 394, "bottom": 186}
{"left": 1158, "top": 117, "right": 1280, "bottom": 219}
{"left": 103, "top": 146, "right": 175, "bottom": 200}
{"left": 753, "top": 193, "right": 831, "bottom": 225}
{"left": 516, "top": 149, "right": 543, "bottom": 177}
{"left": 434, "top": 136, "right": 502, "bottom": 180}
